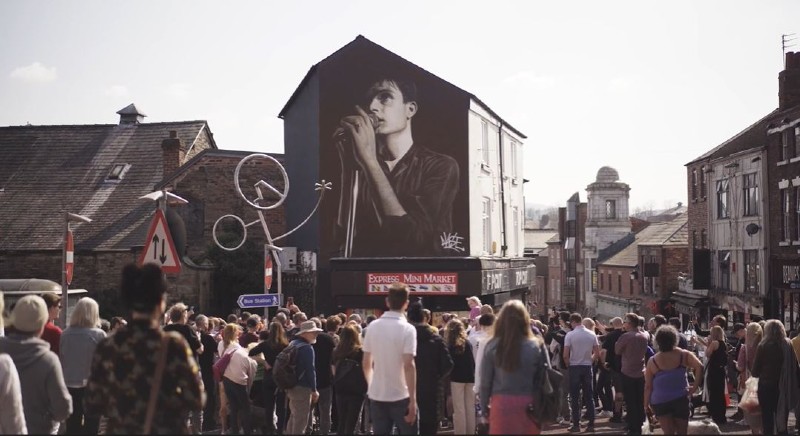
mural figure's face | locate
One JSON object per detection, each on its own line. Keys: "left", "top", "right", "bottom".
{"left": 367, "top": 80, "right": 416, "bottom": 137}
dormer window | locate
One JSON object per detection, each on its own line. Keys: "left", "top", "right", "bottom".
{"left": 106, "top": 163, "right": 130, "bottom": 181}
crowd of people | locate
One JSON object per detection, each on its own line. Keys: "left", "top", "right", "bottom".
{"left": 3, "top": 262, "right": 800, "bottom": 435}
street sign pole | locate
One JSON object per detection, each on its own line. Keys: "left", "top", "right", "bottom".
{"left": 60, "top": 212, "right": 92, "bottom": 328}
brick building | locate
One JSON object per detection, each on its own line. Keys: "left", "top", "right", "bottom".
{"left": 684, "top": 51, "right": 800, "bottom": 327}
{"left": 767, "top": 52, "right": 800, "bottom": 328}
{"left": 596, "top": 216, "right": 688, "bottom": 321}
{"left": 0, "top": 105, "right": 285, "bottom": 318}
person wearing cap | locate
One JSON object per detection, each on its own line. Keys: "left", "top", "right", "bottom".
{"left": 0, "top": 294, "right": 72, "bottom": 434}
{"left": 0, "top": 291, "right": 27, "bottom": 434}
{"left": 286, "top": 320, "right": 323, "bottom": 435}
{"left": 40, "top": 292, "right": 63, "bottom": 356}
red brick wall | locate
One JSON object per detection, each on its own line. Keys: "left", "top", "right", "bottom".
{"left": 686, "top": 162, "right": 710, "bottom": 277}
{"left": 597, "top": 264, "right": 637, "bottom": 297}
{"left": 662, "top": 245, "right": 689, "bottom": 297}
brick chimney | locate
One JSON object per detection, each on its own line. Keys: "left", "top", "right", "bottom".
{"left": 161, "top": 130, "right": 185, "bottom": 178}
{"left": 779, "top": 52, "right": 800, "bottom": 110}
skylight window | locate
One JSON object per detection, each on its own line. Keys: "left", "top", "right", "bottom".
{"left": 106, "top": 163, "right": 130, "bottom": 181}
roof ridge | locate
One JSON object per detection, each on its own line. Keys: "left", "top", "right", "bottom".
{"left": 0, "top": 120, "right": 208, "bottom": 129}
{"left": 686, "top": 108, "right": 778, "bottom": 165}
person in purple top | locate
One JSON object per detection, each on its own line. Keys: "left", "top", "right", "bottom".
{"left": 466, "top": 297, "right": 481, "bottom": 327}
{"left": 644, "top": 326, "right": 703, "bottom": 435}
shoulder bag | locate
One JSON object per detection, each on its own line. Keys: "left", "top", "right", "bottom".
{"left": 528, "top": 343, "right": 563, "bottom": 425}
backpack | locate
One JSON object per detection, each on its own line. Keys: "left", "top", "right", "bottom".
{"left": 531, "top": 344, "right": 564, "bottom": 425}
{"left": 213, "top": 347, "right": 236, "bottom": 383}
{"left": 272, "top": 343, "right": 301, "bottom": 390}
{"left": 333, "top": 356, "right": 368, "bottom": 396}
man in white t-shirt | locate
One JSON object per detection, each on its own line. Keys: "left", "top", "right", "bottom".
{"left": 363, "top": 283, "right": 418, "bottom": 434}
{"left": 563, "top": 313, "right": 600, "bottom": 433}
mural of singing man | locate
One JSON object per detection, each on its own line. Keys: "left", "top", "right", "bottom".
{"left": 334, "top": 75, "right": 460, "bottom": 257}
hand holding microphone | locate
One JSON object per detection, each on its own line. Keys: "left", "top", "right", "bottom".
{"left": 336, "top": 105, "right": 378, "bottom": 170}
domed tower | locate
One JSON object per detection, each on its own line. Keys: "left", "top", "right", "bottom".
{"left": 583, "top": 166, "right": 632, "bottom": 316}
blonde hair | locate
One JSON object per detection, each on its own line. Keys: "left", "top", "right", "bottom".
{"left": 222, "top": 323, "right": 241, "bottom": 348}
{"left": 709, "top": 325, "right": 725, "bottom": 343}
{"left": 69, "top": 297, "right": 100, "bottom": 328}
{"left": 491, "top": 300, "right": 541, "bottom": 372}
{"left": 582, "top": 317, "right": 595, "bottom": 330}
{"left": 744, "top": 322, "right": 762, "bottom": 364}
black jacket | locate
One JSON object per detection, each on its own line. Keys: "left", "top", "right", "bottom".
{"left": 414, "top": 325, "right": 453, "bottom": 399}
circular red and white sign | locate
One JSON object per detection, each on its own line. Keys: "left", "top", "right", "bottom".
{"left": 65, "top": 230, "right": 74, "bottom": 285}
{"left": 264, "top": 254, "right": 273, "bottom": 291}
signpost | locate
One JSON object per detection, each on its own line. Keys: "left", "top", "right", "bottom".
{"left": 61, "top": 212, "right": 92, "bottom": 328}
{"left": 65, "top": 230, "right": 74, "bottom": 285}
{"left": 265, "top": 247, "right": 274, "bottom": 292}
{"left": 238, "top": 293, "right": 282, "bottom": 309}
{"left": 138, "top": 209, "right": 181, "bottom": 274}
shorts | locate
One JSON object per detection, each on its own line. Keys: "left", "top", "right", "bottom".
{"left": 651, "top": 395, "right": 690, "bottom": 420}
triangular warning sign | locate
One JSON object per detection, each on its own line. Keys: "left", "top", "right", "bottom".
{"left": 138, "top": 209, "right": 182, "bottom": 274}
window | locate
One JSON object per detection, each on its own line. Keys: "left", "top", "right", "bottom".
{"left": 781, "top": 130, "right": 793, "bottom": 161}
{"left": 481, "top": 120, "right": 490, "bottom": 164}
{"left": 783, "top": 189, "right": 792, "bottom": 241}
{"left": 512, "top": 207, "right": 519, "bottom": 255}
{"left": 796, "top": 187, "right": 800, "bottom": 240}
{"left": 482, "top": 197, "right": 492, "bottom": 253}
{"left": 692, "top": 230, "right": 697, "bottom": 248}
{"left": 743, "top": 173, "right": 759, "bottom": 216}
{"left": 718, "top": 251, "right": 730, "bottom": 290}
{"left": 743, "top": 250, "right": 760, "bottom": 294}
{"left": 700, "top": 166, "right": 707, "bottom": 197}
{"left": 510, "top": 140, "right": 518, "bottom": 178}
{"left": 796, "top": 127, "right": 800, "bottom": 158}
{"left": 106, "top": 163, "right": 130, "bottom": 181}
{"left": 700, "top": 229, "right": 707, "bottom": 248}
{"left": 617, "top": 273, "right": 622, "bottom": 294}
{"left": 605, "top": 200, "right": 616, "bottom": 219}
{"left": 716, "top": 179, "right": 729, "bottom": 219}
{"left": 691, "top": 169, "right": 698, "bottom": 199}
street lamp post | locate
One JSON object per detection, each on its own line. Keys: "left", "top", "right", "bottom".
{"left": 61, "top": 212, "right": 92, "bottom": 328}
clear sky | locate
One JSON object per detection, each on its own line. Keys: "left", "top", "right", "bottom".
{"left": 1, "top": 1, "right": 798, "bottom": 211}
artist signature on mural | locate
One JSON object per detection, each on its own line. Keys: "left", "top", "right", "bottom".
{"left": 440, "top": 232, "right": 465, "bottom": 252}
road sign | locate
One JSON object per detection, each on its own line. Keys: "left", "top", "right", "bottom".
{"left": 237, "top": 293, "right": 281, "bottom": 309}
{"left": 265, "top": 248, "right": 274, "bottom": 292}
{"left": 65, "top": 230, "right": 74, "bottom": 285}
{"left": 138, "top": 209, "right": 182, "bottom": 274}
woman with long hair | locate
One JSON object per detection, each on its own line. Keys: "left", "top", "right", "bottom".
{"left": 737, "top": 322, "right": 763, "bottom": 433}
{"left": 85, "top": 263, "right": 203, "bottom": 434}
{"left": 331, "top": 324, "right": 368, "bottom": 435}
{"left": 644, "top": 326, "right": 704, "bottom": 435}
{"left": 446, "top": 318, "right": 476, "bottom": 435}
{"left": 60, "top": 297, "right": 107, "bottom": 434}
{"left": 704, "top": 325, "right": 729, "bottom": 425}
{"left": 479, "top": 300, "right": 546, "bottom": 435}
{"left": 219, "top": 322, "right": 256, "bottom": 435}
{"left": 249, "top": 321, "right": 289, "bottom": 434}
{"left": 752, "top": 320, "right": 791, "bottom": 435}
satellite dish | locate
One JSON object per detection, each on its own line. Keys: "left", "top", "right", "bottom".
{"left": 745, "top": 223, "right": 760, "bottom": 236}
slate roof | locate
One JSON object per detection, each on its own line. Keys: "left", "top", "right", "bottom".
{"left": 686, "top": 109, "right": 777, "bottom": 165}
{"left": 600, "top": 216, "right": 688, "bottom": 267}
{"left": 0, "top": 120, "right": 214, "bottom": 251}
{"left": 278, "top": 35, "right": 526, "bottom": 139}
{"left": 524, "top": 230, "right": 558, "bottom": 251}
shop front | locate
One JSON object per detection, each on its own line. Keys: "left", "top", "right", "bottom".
{"left": 330, "top": 257, "right": 535, "bottom": 313}
{"left": 772, "top": 258, "right": 800, "bottom": 332}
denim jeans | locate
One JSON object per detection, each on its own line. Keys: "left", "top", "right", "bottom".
{"left": 569, "top": 365, "right": 595, "bottom": 426}
{"left": 223, "top": 378, "right": 252, "bottom": 435}
{"left": 370, "top": 397, "right": 419, "bottom": 435}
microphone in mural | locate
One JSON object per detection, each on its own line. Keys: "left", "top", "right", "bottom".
{"left": 332, "top": 75, "right": 460, "bottom": 258}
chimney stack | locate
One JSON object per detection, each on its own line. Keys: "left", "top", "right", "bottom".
{"left": 779, "top": 52, "right": 800, "bottom": 110}
{"left": 161, "top": 130, "right": 185, "bottom": 178}
{"left": 116, "top": 103, "right": 147, "bottom": 125}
